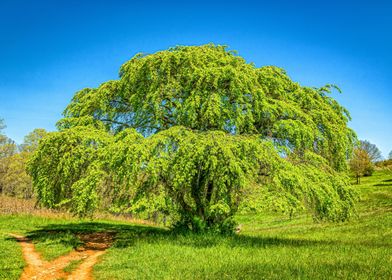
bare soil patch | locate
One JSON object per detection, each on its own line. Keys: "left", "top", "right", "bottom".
{"left": 10, "top": 232, "right": 115, "bottom": 280}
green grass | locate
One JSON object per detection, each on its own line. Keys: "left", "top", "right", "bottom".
{"left": 63, "top": 259, "right": 84, "bottom": 273}
{"left": 0, "top": 215, "right": 78, "bottom": 279}
{"left": 32, "top": 230, "right": 82, "bottom": 261}
{"left": 0, "top": 170, "right": 391, "bottom": 279}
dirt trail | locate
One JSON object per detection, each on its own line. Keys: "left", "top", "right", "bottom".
{"left": 9, "top": 232, "right": 114, "bottom": 280}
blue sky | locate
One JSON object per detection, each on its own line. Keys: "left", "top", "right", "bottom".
{"left": 0, "top": 0, "right": 391, "bottom": 157}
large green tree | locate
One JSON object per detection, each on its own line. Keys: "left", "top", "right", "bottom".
{"left": 29, "top": 45, "right": 357, "bottom": 231}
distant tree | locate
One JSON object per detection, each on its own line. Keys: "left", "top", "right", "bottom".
{"left": 0, "top": 118, "right": 7, "bottom": 144}
{"left": 0, "top": 138, "right": 17, "bottom": 159}
{"left": 389, "top": 150, "right": 392, "bottom": 160}
{"left": 0, "top": 119, "right": 4, "bottom": 132}
{"left": 0, "top": 119, "right": 18, "bottom": 194}
{"left": 0, "top": 125, "right": 47, "bottom": 198}
{"left": 359, "top": 140, "right": 382, "bottom": 163}
{"left": 0, "top": 119, "right": 17, "bottom": 155}
{"left": 1, "top": 151, "right": 32, "bottom": 198}
{"left": 349, "top": 148, "right": 372, "bottom": 184}
{"left": 20, "top": 128, "right": 48, "bottom": 152}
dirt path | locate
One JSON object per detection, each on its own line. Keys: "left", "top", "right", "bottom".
{"left": 9, "top": 232, "right": 114, "bottom": 280}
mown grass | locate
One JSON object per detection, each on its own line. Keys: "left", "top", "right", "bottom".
{"left": 0, "top": 170, "right": 391, "bottom": 279}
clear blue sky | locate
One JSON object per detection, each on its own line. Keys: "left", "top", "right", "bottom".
{"left": 1, "top": 0, "right": 391, "bottom": 157}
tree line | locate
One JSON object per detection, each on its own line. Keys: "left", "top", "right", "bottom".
{"left": 0, "top": 119, "right": 46, "bottom": 198}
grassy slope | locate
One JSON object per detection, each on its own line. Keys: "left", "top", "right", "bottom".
{"left": 0, "top": 171, "right": 391, "bottom": 279}
{"left": 93, "top": 171, "right": 392, "bottom": 279}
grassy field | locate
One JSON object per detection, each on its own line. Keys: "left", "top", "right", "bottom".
{"left": 0, "top": 170, "right": 391, "bottom": 279}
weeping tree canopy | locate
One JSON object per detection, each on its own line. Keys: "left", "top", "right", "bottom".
{"left": 29, "top": 44, "right": 357, "bottom": 232}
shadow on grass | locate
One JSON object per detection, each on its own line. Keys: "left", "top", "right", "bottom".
{"left": 373, "top": 178, "right": 392, "bottom": 186}
{"left": 7, "top": 221, "right": 339, "bottom": 250}
{"left": 373, "top": 183, "right": 392, "bottom": 187}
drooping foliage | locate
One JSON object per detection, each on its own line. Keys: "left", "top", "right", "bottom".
{"left": 62, "top": 45, "right": 355, "bottom": 171}
{"left": 28, "top": 126, "right": 111, "bottom": 215}
{"left": 28, "top": 44, "right": 357, "bottom": 231}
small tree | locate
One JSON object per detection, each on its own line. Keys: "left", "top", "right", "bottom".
{"left": 349, "top": 148, "right": 372, "bottom": 184}
{"left": 389, "top": 151, "right": 392, "bottom": 160}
